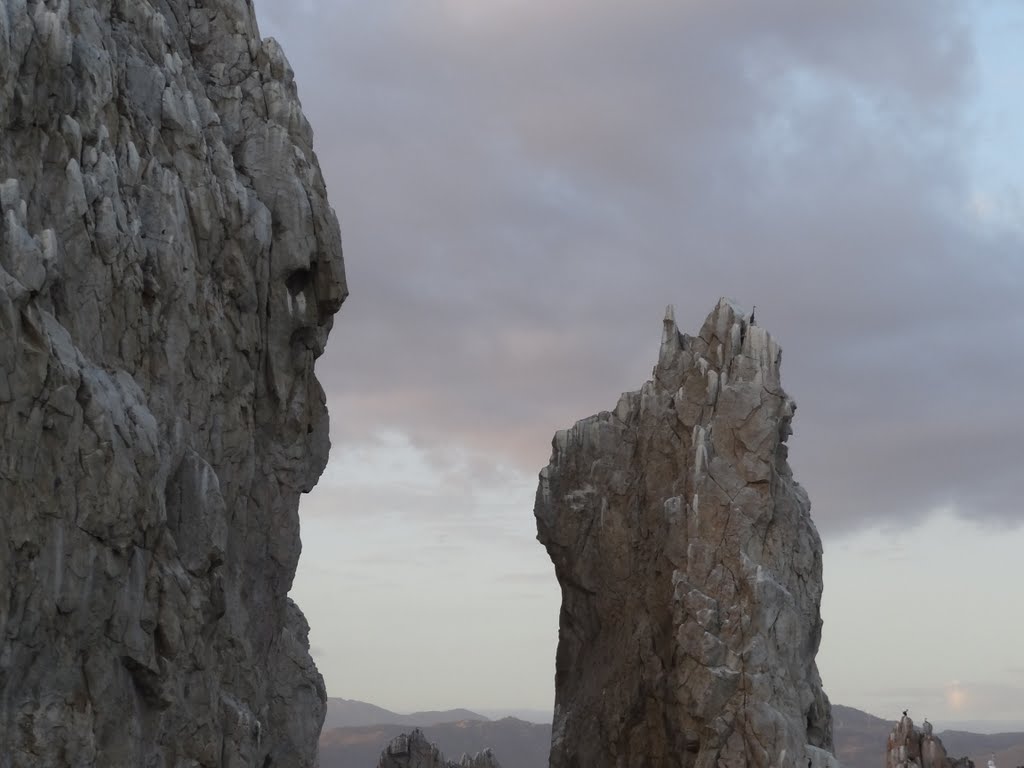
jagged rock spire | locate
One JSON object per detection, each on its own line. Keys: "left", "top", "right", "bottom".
{"left": 537, "top": 299, "right": 836, "bottom": 767}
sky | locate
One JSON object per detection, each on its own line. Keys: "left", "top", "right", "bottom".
{"left": 254, "top": 0, "right": 1024, "bottom": 728}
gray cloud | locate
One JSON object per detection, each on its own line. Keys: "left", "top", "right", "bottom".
{"left": 259, "top": 1, "right": 1022, "bottom": 533}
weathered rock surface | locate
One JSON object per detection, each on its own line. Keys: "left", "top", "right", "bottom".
{"left": 0, "top": 0, "right": 346, "bottom": 766}
{"left": 536, "top": 299, "right": 837, "bottom": 768}
{"left": 887, "top": 715, "right": 975, "bottom": 768}
{"left": 377, "top": 729, "right": 503, "bottom": 768}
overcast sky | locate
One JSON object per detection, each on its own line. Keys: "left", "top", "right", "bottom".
{"left": 255, "top": 1, "right": 1024, "bottom": 727}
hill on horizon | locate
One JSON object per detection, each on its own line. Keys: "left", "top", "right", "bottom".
{"left": 830, "top": 705, "right": 1024, "bottom": 768}
{"left": 324, "top": 697, "right": 490, "bottom": 731}
{"left": 831, "top": 704, "right": 894, "bottom": 768}
{"left": 319, "top": 699, "right": 1024, "bottom": 768}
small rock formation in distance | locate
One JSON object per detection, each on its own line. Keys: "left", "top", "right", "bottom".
{"left": 536, "top": 299, "right": 837, "bottom": 767}
{"left": 887, "top": 715, "right": 975, "bottom": 768}
{"left": 377, "top": 729, "right": 503, "bottom": 768}
{"left": 0, "top": 0, "right": 345, "bottom": 765}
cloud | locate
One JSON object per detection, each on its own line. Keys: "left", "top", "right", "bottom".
{"left": 262, "top": 0, "right": 1022, "bottom": 539}
{"left": 298, "top": 430, "right": 547, "bottom": 586}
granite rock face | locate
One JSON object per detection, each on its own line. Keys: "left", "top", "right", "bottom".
{"left": 536, "top": 299, "right": 836, "bottom": 768}
{"left": 377, "top": 729, "right": 503, "bottom": 768}
{"left": 886, "top": 716, "right": 974, "bottom": 768}
{"left": 0, "top": 1, "right": 346, "bottom": 766}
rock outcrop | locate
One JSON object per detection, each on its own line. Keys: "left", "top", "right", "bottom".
{"left": 536, "top": 299, "right": 836, "bottom": 768}
{"left": 0, "top": 1, "right": 345, "bottom": 766}
{"left": 377, "top": 729, "right": 503, "bottom": 768}
{"left": 886, "top": 715, "right": 975, "bottom": 768}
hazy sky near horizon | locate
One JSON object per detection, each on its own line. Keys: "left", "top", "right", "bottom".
{"left": 255, "top": 1, "right": 1024, "bottom": 725}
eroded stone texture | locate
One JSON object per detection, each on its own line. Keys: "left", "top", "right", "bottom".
{"left": 377, "top": 729, "right": 503, "bottom": 768}
{"left": 0, "top": 1, "right": 346, "bottom": 765}
{"left": 886, "top": 716, "right": 975, "bottom": 768}
{"left": 536, "top": 299, "right": 836, "bottom": 768}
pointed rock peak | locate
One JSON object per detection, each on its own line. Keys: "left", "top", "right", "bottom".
{"left": 702, "top": 296, "right": 745, "bottom": 338}
{"left": 537, "top": 298, "right": 833, "bottom": 768}
{"left": 658, "top": 303, "right": 685, "bottom": 373}
{"left": 714, "top": 296, "right": 749, "bottom": 319}
{"left": 690, "top": 297, "right": 782, "bottom": 379}
{"left": 661, "top": 303, "right": 679, "bottom": 344}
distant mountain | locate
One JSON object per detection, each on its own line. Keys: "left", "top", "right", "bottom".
{"left": 942, "top": 721, "right": 1024, "bottom": 733}
{"left": 319, "top": 717, "right": 551, "bottom": 768}
{"left": 323, "top": 698, "right": 489, "bottom": 730}
{"left": 831, "top": 704, "right": 1024, "bottom": 768}
{"left": 941, "top": 730, "right": 1024, "bottom": 757}
{"left": 475, "top": 708, "right": 552, "bottom": 724}
{"left": 318, "top": 700, "right": 1024, "bottom": 768}
{"left": 832, "top": 704, "right": 894, "bottom": 768}
{"left": 939, "top": 730, "right": 1024, "bottom": 768}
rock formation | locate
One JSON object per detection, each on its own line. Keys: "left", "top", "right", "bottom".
{"left": 377, "top": 729, "right": 503, "bottom": 768}
{"left": 886, "top": 715, "right": 975, "bottom": 768}
{"left": 536, "top": 299, "right": 836, "bottom": 768}
{"left": 0, "top": 1, "right": 345, "bottom": 766}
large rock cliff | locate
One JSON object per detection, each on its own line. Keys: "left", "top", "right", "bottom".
{"left": 0, "top": 1, "right": 346, "bottom": 766}
{"left": 536, "top": 299, "right": 835, "bottom": 768}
